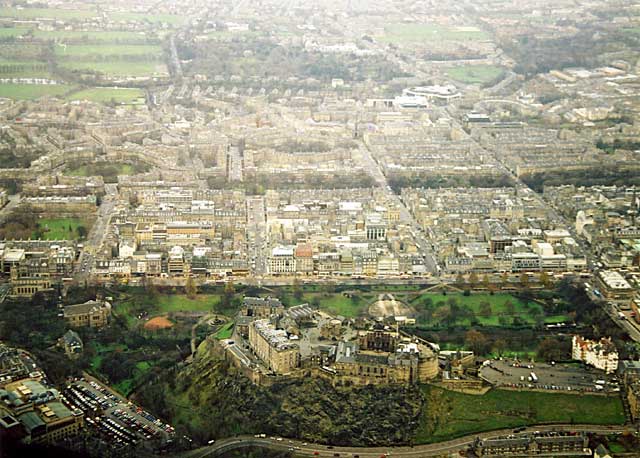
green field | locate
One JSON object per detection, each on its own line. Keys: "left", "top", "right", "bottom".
{"left": 55, "top": 43, "right": 163, "bottom": 57}
{"left": 66, "top": 163, "right": 135, "bottom": 177}
{"left": 416, "top": 385, "right": 625, "bottom": 443}
{"left": 112, "top": 360, "right": 154, "bottom": 396}
{"left": 299, "top": 292, "right": 374, "bottom": 318}
{"left": 0, "top": 28, "right": 23, "bottom": 38}
{"left": 446, "top": 65, "right": 505, "bottom": 84}
{"left": 0, "top": 83, "right": 72, "bottom": 99}
{"left": 412, "top": 292, "right": 570, "bottom": 327}
{"left": 213, "top": 322, "right": 234, "bottom": 340}
{"left": 33, "top": 30, "right": 152, "bottom": 42}
{"left": 0, "top": 7, "right": 97, "bottom": 20}
{"left": 67, "top": 87, "right": 145, "bottom": 104}
{"left": 60, "top": 60, "right": 168, "bottom": 77}
{"left": 157, "top": 295, "right": 219, "bottom": 313}
{"left": 380, "top": 23, "right": 490, "bottom": 44}
{"left": 108, "top": 12, "right": 185, "bottom": 25}
{"left": 115, "top": 293, "right": 220, "bottom": 329}
{"left": 35, "top": 217, "right": 89, "bottom": 240}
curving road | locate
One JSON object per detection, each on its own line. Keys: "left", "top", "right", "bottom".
{"left": 180, "top": 424, "right": 630, "bottom": 458}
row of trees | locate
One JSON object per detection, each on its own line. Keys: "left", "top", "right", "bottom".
{"left": 454, "top": 271, "right": 553, "bottom": 290}
{"left": 388, "top": 173, "right": 515, "bottom": 193}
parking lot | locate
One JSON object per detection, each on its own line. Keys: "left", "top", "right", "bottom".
{"left": 61, "top": 378, "right": 175, "bottom": 449}
{"left": 480, "top": 359, "right": 620, "bottom": 393}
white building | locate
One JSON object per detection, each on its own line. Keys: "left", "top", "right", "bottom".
{"left": 572, "top": 335, "right": 619, "bottom": 374}
{"left": 268, "top": 246, "right": 296, "bottom": 275}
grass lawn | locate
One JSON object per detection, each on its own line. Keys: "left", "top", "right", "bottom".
{"left": 108, "top": 12, "right": 186, "bottom": 25}
{"left": 60, "top": 60, "right": 168, "bottom": 77}
{"left": 380, "top": 23, "right": 490, "bottom": 44}
{"left": 66, "top": 163, "right": 135, "bottom": 177}
{"left": 300, "top": 292, "right": 372, "bottom": 318}
{"left": 32, "top": 30, "right": 152, "bottom": 42}
{"left": 157, "top": 294, "right": 219, "bottom": 314}
{"left": 115, "top": 293, "right": 219, "bottom": 329}
{"left": 113, "top": 360, "right": 154, "bottom": 396}
{"left": 413, "top": 293, "right": 569, "bottom": 327}
{"left": 0, "top": 7, "right": 97, "bottom": 21}
{"left": 0, "top": 83, "right": 72, "bottom": 99}
{"left": 0, "top": 28, "right": 24, "bottom": 38}
{"left": 416, "top": 385, "right": 625, "bottom": 443}
{"left": 55, "top": 43, "right": 163, "bottom": 57}
{"left": 67, "top": 87, "right": 145, "bottom": 104}
{"left": 35, "top": 217, "right": 89, "bottom": 240}
{"left": 213, "top": 322, "right": 234, "bottom": 340}
{"left": 446, "top": 65, "right": 505, "bottom": 84}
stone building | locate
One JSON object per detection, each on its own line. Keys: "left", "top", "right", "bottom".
{"left": 248, "top": 319, "right": 300, "bottom": 375}
{"left": 63, "top": 300, "right": 111, "bottom": 329}
{"left": 571, "top": 335, "right": 619, "bottom": 374}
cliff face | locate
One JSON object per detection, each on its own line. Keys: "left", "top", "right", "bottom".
{"left": 166, "top": 338, "right": 425, "bottom": 446}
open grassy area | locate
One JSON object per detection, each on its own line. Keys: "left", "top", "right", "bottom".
{"left": 380, "top": 23, "right": 490, "bottom": 44}
{"left": 32, "top": 30, "right": 153, "bottom": 42}
{"left": 108, "top": 12, "right": 186, "bottom": 25}
{"left": 113, "top": 360, "right": 155, "bottom": 396}
{"left": 0, "top": 28, "right": 24, "bottom": 38}
{"left": 35, "top": 217, "right": 89, "bottom": 240}
{"left": 67, "top": 87, "right": 145, "bottom": 104}
{"left": 66, "top": 163, "right": 135, "bottom": 177}
{"left": 157, "top": 294, "right": 219, "bottom": 313}
{"left": 213, "top": 322, "right": 234, "bottom": 340}
{"left": 0, "top": 7, "right": 97, "bottom": 21}
{"left": 298, "top": 292, "right": 374, "bottom": 318}
{"left": 60, "top": 60, "right": 168, "bottom": 77}
{"left": 55, "top": 43, "right": 163, "bottom": 57}
{"left": 446, "top": 65, "right": 505, "bottom": 84}
{"left": 412, "top": 292, "right": 569, "bottom": 327}
{"left": 0, "top": 83, "right": 72, "bottom": 99}
{"left": 416, "top": 385, "right": 625, "bottom": 443}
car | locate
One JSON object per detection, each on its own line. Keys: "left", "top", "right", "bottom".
{"left": 313, "top": 452, "right": 319, "bottom": 456}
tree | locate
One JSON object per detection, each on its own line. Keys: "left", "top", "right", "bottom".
{"left": 76, "top": 225, "right": 88, "bottom": 238}
{"left": 468, "top": 272, "right": 479, "bottom": 288}
{"left": 519, "top": 272, "right": 530, "bottom": 289}
{"left": 537, "top": 337, "right": 566, "bottom": 362}
{"left": 129, "top": 194, "right": 139, "bottom": 208}
{"left": 185, "top": 276, "right": 197, "bottom": 299}
{"left": 501, "top": 272, "right": 509, "bottom": 289}
{"left": 505, "top": 299, "right": 516, "bottom": 316}
{"left": 455, "top": 273, "right": 465, "bottom": 287}
{"left": 482, "top": 274, "right": 491, "bottom": 290}
{"left": 479, "top": 301, "right": 492, "bottom": 318}
{"left": 292, "top": 278, "right": 303, "bottom": 301}
{"left": 465, "top": 329, "right": 490, "bottom": 355}
{"left": 493, "top": 339, "right": 507, "bottom": 356}
{"left": 539, "top": 271, "right": 552, "bottom": 289}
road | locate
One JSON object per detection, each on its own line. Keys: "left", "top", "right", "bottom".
{"left": 358, "top": 145, "right": 440, "bottom": 275}
{"left": 180, "top": 424, "right": 630, "bottom": 458}
{"left": 76, "top": 183, "right": 118, "bottom": 282}
{"left": 169, "top": 35, "right": 183, "bottom": 78}
{"left": 228, "top": 146, "right": 243, "bottom": 182}
{"left": 246, "top": 197, "right": 267, "bottom": 276}
{"left": 0, "top": 193, "right": 21, "bottom": 225}
{"left": 588, "top": 289, "right": 640, "bottom": 343}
